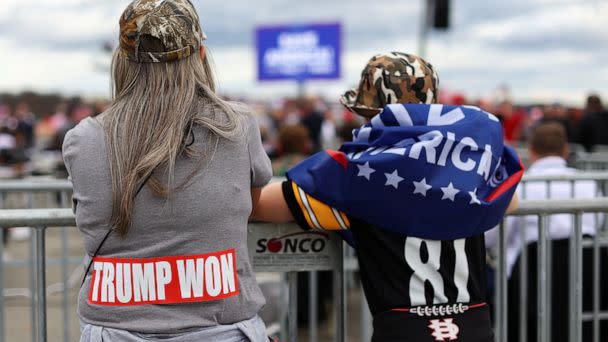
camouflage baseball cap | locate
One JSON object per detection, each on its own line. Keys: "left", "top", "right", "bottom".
{"left": 119, "top": 0, "right": 207, "bottom": 63}
{"left": 341, "top": 52, "right": 439, "bottom": 118}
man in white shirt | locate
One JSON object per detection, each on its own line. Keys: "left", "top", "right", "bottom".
{"left": 487, "top": 122, "right": 606, "bottom": 341}
{"left": 486, "top": 122, "right": 597, "bottom": 277}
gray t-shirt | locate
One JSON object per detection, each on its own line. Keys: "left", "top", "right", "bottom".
{"left": 62, "top": 102, "right": 272, "bottom": 333}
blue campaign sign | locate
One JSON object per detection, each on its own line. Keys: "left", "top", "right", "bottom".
{"left": 256, "top": 23, "right": 342, "bottom": 81}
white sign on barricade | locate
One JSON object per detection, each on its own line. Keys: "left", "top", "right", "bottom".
{"left": 248, "top": 223, "right": 339, "bottom": 272}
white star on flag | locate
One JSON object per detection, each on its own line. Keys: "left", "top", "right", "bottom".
{"left": 413, "top": 178, "right": 432, "bottom": 197}
{"left": 356, "top": 162, "right": 375, "bottom": 180}
{"left": 384, "top": 170, "right": 404, "bottom": 189}
{"left": 469, "top": 188, "right": 481, "bottom": 205}
{"left": 441, "top": 182, "right": 460, "bottom": 201}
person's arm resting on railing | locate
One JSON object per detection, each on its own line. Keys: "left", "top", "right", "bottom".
{"left": 250, "top": 183, "right": 293, "bottom": 223}
{"left": 251, "top": 181, "right": 350, "bottom": 231}
{"left": 253, "top": 181, "right": 519, "bottom": 231}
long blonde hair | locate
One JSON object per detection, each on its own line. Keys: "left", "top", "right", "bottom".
{"left": 102, "top": 48, "right": 243, "bottom": 236}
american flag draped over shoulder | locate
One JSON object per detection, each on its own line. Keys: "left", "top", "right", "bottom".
{"left": 286, "top": 104, "right": 524, "bottom": 241}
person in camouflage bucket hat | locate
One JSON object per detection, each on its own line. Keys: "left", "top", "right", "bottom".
{"left": 119, "top": 0, "right": 207, "bottom": 63}
{"left": 252, "top": 49, "right": 520, "bottom": 341}
{"left": 341, "top": 52, "right": 439, "bottom": 118}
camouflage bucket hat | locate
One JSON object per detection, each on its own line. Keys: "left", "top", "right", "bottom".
{"left": 341, "top": 52, "right": 439, "bottom": 118}
{"left": 119, "top": 0, "right": 207, "bottom": 63}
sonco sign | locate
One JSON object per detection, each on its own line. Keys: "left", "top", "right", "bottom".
{"left": 256, "top": 231, "right": 328, "bottom": 254}
{"left": 248, "top": 224, "right": 338, "bottom": 272}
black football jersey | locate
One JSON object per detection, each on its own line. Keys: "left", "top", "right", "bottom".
{"left": 282, "top": 180, "right": 493, "bottom": 341}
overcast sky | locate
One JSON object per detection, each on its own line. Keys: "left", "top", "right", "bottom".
{"left": 0, "top": 0, "right": 606, "bottom": 105}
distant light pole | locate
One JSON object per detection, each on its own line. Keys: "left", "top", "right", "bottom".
{"left": 418, "top": 0, "right": 450, "bottom": 59}
{"left": 94, "top": 41, "right": 114, "bottom": 73}
{"left": 418, "top": 0, "right": 434, "bottom": 59}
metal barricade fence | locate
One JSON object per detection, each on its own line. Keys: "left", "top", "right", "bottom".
{"left": 573, "top": 153, "right": 608, "bottom": 171}
{"left": 520, "top": 172, "right": 608, "bottom": 236}
{"left": 516, "top": 172, "right": 608, "bottom": 342}
{"left": 1, "top": 178, "right": 346, "bottom": 342}
{"left": 512, "top": 142, "right": 608, "bottom": 171}
{"left": 520, "top": 172, "right": 608, "bottom": 200}
{"left": 2, "top": 178, "right": 608, "bottom": 342}
{"left": 0, "top": 180, "right": 73, "bottom": 342}
{"left": 494, "top": 199, "right": 608, "bottom": 342}
{"left": 0, "top": 210, "right": 346, "bottom": 342}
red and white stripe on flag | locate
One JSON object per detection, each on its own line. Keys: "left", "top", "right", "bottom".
{"left": 88, "top": 249, "right": 238, "bottom": 306}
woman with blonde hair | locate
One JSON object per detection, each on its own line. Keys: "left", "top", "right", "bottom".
{"left": 63, "top": 1, "right": 271, "bottom": 340}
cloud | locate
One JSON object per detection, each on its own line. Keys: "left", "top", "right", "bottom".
{"left": 0, "top": 0, "right": 123, "bottom": 53}
{"left": 470, "top": 3, "right": 608, "bottom": 52}
{"left": 198, "top": 0, "right": 422, "bottom": 50}
{"left": 0, "top": 0, "right": 606, "bottom": 105}
{"left": 0, "top": 38, "right": 109, "bottom": 96}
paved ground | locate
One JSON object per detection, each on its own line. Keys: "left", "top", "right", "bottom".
{"left": 2, "top": 227, "right": 369, "bottom": 342}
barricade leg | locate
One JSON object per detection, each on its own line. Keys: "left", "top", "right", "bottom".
{"left": 569, "top": 214, "right": 583, "bottom": 342}
{"left": 494, "top": 255, "right": 499, "bottom": 341}
{"left": 599, "top": 180, "right": 607, "bottom": 233}
{"left": 546, "top": 237, "right": 552, "bottom": 342}
{"left": 519, "top": 223, "right": 528, "bottom": 342}
{"left": 308, "top": 271, "right": 317, "bottom": 342}
{"left": 0, "top": 228, "right": 4, "bottom": 342}
{"left": 592, "top": 233, "right": 600, "bottom": 342}
{"left": 29, "top": 227, "right": 36, "bottom": 342}
{"left": 35, "top": 227, "right": 47, "bottom": 342}
{"left": 60, "top": 227, "right": 69, "bottom": 342}
{"left": 569, "top": 216, "right": 576, "bottom": 342}
{"left": 576, "top": 214, "right": 583, "bottom": 341}
{"left": 333, "top": 239, "right": 345, "bottom": 342}
{"left": 28, "top": 194, "right": 36, "bottom": 342}
{"left": 545, "top": 186, "right": 553, "bottom": 342}
{"left": 60, "top": 192, "right": 69, "bottom": 342}
{"left": 288, "top": 272, "right": 297, "bottom": 342}
{"left": 495, "top": 221, "right": 507, "bottom": 342}
{"left": 360, "top": 287, "right": 372, "bottom": 342}
{"left": 280, "top": 274, "right": 288, "bottom": 342}
{"left": 537, "top": 215, "right": 548, "bottom": 342}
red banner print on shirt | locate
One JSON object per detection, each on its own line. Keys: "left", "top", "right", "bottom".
{"left": 88, "top": 249, "right": 238, "bottom": 306}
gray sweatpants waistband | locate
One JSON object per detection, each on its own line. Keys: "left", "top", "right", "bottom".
{"left": 79, "top": 315, "right": 267, "bottom": 342}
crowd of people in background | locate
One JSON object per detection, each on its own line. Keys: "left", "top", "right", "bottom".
{"left": 0, "top": 91, "right": 606, "bottom": 179}
{"left": 1, "top": 89, "right": 607, "bottom": 337}
{"left": 0, "top": 96, "right": 109, "bottom": 178}
{"left": 252, "top": 92, "right": 608, "bottom": 176}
